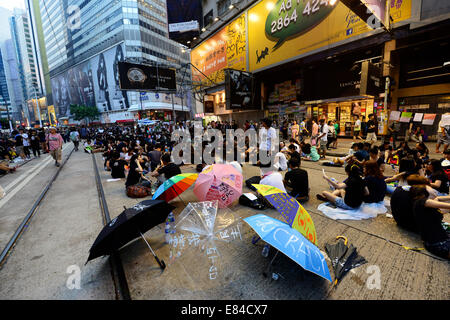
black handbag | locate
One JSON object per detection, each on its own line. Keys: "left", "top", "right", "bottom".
{"left": 239, "top": 193, "right": 266, "bottom": 210}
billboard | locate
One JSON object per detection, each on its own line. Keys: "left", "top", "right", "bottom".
{"left": 191, "top": 14, "right": 247, "bottom": 87}
{"left": 167, "top": 0, "right": 203, "bottom": 43}
{"left": 340, "top": 0, "right": 389, "bottom": 30}
{"left": 248, "top": 0, "right": 411, "bottom": 72}
{"left": 225, "top": 69, "right": 254, "bottom": 109}
{"left": 51, "top": 44, "right": 130, "bottom": 118}
{"left": 118, "top": 62, "right": 177, "bottom": 92}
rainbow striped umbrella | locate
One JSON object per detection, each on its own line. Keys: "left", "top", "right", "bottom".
{"left": 152, "top": 173, "right": 198, "bottom": 203}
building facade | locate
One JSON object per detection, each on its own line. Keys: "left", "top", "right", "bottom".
{"left": 1, "top": 39, "right": 25, "bottom": 124}
{"left": 0, "top": 49, "right": 12, "bottom": 121}
{"left": 39, "top": 0, "right": 192, "bottom": 125}
{"left": 191, "top": 0, "right": 450, "bottom": 136}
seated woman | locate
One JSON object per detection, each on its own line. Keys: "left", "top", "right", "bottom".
{"left": 363, "top": 161, "right": 387, "bottom": 203}
{"left": 410, "top": 185, "right": 450, "bottom": 260}
{"left": 284, "top": 157, "right": 309, "bottom": 203}
{"left": 415, "top": 142, "right": 429, "bottom": 163}
{"left": 317, "top": 164, "right": 368, "bottom": 210}
{"left": 107, "top": 152, "right": 127, "bottom": 179}
{"left": 427, "top": 159, "right": 449, "bottom": 196}
{"left": 300, "top": 143, "right": 320, "bottom": 162}
{"left": 125, "top": 153, "right": 149, "bottom": 188}
{"left": 368, "top": 146, "right": 385, "bottom": 174}
{"left": 390, "top": 174, "right": 437, "bottom": 233}
{"left": 385, "top": 157, "right": 420, "bottom": 194}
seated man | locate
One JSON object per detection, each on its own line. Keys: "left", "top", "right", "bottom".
{"left": 107, "top": 152, "right": 127, "bottom": 179}
{"left": 151, "top": 153, "right": 181, "bottom": 185}
{"left": 284, "top": 158, "right": 309, "bottom": 203}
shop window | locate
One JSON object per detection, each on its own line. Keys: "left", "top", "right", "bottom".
{"left": 204, "top": 10, "right": 214, "bottom": 27}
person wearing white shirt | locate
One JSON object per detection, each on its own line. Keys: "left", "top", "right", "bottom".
{"left": 260, "top": 167, "right": 287, "bottom": 193}
{"left": 273, "top": 152, "right": 288, "bottom": 171}
{"left": 259, "top": 119, "right": 278, "bottom": 166}
{"left": 317, "top": 119, "right": 329, "bottom": 159}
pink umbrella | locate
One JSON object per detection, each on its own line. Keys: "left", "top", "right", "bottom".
{"left": 193, "top": 164, "right": 243, "bottom": 208}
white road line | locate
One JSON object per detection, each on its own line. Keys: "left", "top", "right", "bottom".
{"left": 0, "top": 144, "right": 72, "bottom": 210}
{"left": 4, "top": 144, "right": 72, "bottom": 192}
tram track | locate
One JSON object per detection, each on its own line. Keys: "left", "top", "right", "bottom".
{"left": 0, "top": 147, "right": 75, "bottom": 268}
{"left": 91, "top": 153, "right": 131, "bottom": 300}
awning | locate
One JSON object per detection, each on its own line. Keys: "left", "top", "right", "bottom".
{"left": 116, "top": 119, "right": 135, "bottom": 123}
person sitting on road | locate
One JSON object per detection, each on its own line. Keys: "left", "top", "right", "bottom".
{"left": 300, "top": 142, "right": 320, "bottom": 162}
{"left": 410, "top": 185, "right": 450, "bottom": 260}
{"left": 125, "top": 153, "right": 150, "bottom": 188}
{"left": 107, "top": 152, "right": 127, "bottom": 179}
{"left": 363, "top": 161, "right": 387, "bottom": 204}
{"left": 317, "top": 164, "right": 368, "bottom": 210}
{"left": 151, "top": 153, "right": 181, "bottom": 185}
{"left": 283, "top": 157, "right": 309, "bottom": 203}
{"left": 385, "top": 157, "right": 422, "bottom": 194}
{"left": 427, "top": 159, "right": 450, "bottom": 196}
{"left": 390, "top": 174, "right": 437, "bottom": 233}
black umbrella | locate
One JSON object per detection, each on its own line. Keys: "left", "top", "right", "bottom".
{"left": 87, "top": 200, "right": 176, "bottom": 269}
{"left": 324, "top": 236, "right": 367, "bottom": 286}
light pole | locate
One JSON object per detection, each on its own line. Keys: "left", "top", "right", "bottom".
{"left": 31, "top": 85, "right": 42, "bottom": 128}
{"left": 0, "top": 95, "right": 13, "bottom": 132}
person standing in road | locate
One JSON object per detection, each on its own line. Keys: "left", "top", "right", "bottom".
{"left": 291, "top": 120, "right": 300, "bottom": 141}
{"left": 388, "top": 119, "right": 402, "bottom": 149}
{"left": 38, "top": 129, "right": 48, "bottom": 153}
{"left": 366, "top": 114, "right": 377, "bottom": 145}
{"left": 317, "top": 119, "right": 329, "bottom": 159}
{"left": 353, "top": 115, "right": 362, "bottom": 142}
{"left": 47, "top": 127, "right": 64, "bottom": 167}
{"left": 13, "top": 129, "right": 25, "bottom": 160}
{"left": 21, "top": 129, "right": 31, "bottom": 159}
{"left": 30, "top": 130, "right": 41, "bottom": 158}
{"left": 69, "top": 127, "right": 80, "bottom": 151}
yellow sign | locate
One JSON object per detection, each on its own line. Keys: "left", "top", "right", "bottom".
{"left": 191, "top": 14, "right": 247, "bottom": 87}
{"left": 48, "top": 105, "right": 57, "bottom": 126}
{"left": 248, "top": 0, "right": 411, "bottom": 72}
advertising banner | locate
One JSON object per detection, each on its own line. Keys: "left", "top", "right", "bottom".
{"left": 248, "top": 0, "right": 411, "bottom": 72}
{"left": 191, "top": 14, "right": 247, "bottom": 87}
{"left": 118, "top": 62, "right": 177, "bottom": 92}
{"left": 225, "top": 69, "right": 254, "bottom": 109}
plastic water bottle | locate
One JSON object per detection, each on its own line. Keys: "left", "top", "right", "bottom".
{"left": 262, "top": 244, "right": 270, "bottom": 257}
{"left": 329, "top": 178, "right": 337, "bottom": 191}
{"left": 165, "top": 222, "right": 171, "bottom": 244}
{"left": 167, "top": 212, "right": 176, "bottom": 234}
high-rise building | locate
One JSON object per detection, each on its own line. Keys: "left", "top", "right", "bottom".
{"left": 1, "top": 39, "right": 25, "bottom": 124}
{"left": 9, "top": 8, "right": 44, "bottom": 126}
{"left": 39, "top": 0, "right": 192, "bottom": 124}
{"left": 0, "top": 49, "right": 12, "bottom": 121}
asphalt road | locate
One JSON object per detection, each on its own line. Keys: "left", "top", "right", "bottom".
{"left": 0, "top": 146, "right": 448, "bottom": 300}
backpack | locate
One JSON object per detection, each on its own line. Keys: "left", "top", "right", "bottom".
{"left": 126, "top": 185, "right": 152, "bottom": 198}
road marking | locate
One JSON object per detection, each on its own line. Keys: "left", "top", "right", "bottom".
{"left": 0, "top": 144, "right": 72, "bottom": 210}
{"left": 4, "top": 144, "right": 72, "bottom": 192}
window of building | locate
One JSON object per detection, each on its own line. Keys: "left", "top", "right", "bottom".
{"left": 204, "top": 9, "right": 214, "bottom": 27}
{"left": 217, "top": 0, "right": 231, "bottom": 16}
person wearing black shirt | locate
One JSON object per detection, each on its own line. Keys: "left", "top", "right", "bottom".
{"left": 410, "top": 186, "right": 450, "bottom": 260}
{"left": 363, "top": 161, "right": 387, "bottom": 203}
{"left": 366, "top": 114, "right": 377, "bottom": 145}
{"left": 317, "top": 164, "right": 369, "bottom": 210}
{"left": 14, "top": 130, "right": 25, "bottom": 159}
{"left": 284, "top": 158, "right": 309, "bottom": 203}
{"left": 107, "top": 152, "right": 127, "bottom": 179}
{"left": 125, "top": 153, "right": 149, "bottom": 188}
{"left": 151, "top": 153, "right": 181, "bottom": 184}
{"left": 427, "top": 160, "right": 449, "bottom": 195}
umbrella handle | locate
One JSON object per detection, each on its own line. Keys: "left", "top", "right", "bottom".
{"left": 154, "top": 255, "right": 166, "bottom": 270}
{"left": 336, "top": 236, "right": 348, "bottom": 246}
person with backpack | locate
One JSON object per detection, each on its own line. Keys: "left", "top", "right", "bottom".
{"left": 69, "top": 128, "right": 80, "bottom": 151}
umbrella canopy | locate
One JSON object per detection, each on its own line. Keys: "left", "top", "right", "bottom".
{"left": 244, "top": 214, "right": 332, "bottom": 282}
{"left": 253, "top": 184, "right": 317, "bottom": 245}
{"left": 167, "top": 201, "right": 244, "bottom": 287}
{"left": 193, "top": 164, "right": 243, "bottom": 208}
{"left": 152, "top": 173, "right": 198, "bottom": 202}
{"left": 87, "top": 200, "right": 175, "bottom": 262}
{"left": 324, "top": 236, "right": 367, "bottom": 286}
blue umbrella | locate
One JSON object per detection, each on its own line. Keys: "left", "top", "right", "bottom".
{"left": 244, "top": 214, "right": 332, "bottom": 282}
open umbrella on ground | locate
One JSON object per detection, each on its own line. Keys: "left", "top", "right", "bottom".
{"left": 87, "top": 200, "right": 175, "bottom": 269}
{"left": 152, "top": 173, "right": 198, "bottom": 204}
{"left": 244, "top": 214, "right": 332, "bottom": 282}
{"left": 324, "top": 236, "right": 367, "bottom": 286}
{"left": 167, "top": 200, "right": 244, "bottom": 288}
{"left": 193, "top": 164, "right": 243, "bottom": 208}
{"left": 253, "top": 184, "right": 317, "bottom": 245}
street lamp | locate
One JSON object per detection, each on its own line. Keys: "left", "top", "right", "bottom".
{"left": 31, "top": 85, "right": 43, "bottom": 128}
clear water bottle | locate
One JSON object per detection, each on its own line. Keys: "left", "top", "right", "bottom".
{"left": 262, "top": 244, "right": 270, "bottom": 258}
{"left": 164, "top": 222, "right": 171, "bottom": 244}
{"left": 167, "top": 212, "right": 176, "bottom": 234}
